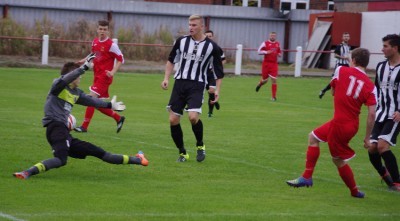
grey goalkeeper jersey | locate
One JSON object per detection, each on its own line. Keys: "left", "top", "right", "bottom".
{"left": 42, "top": 68, "right": 111, "bottom": 127}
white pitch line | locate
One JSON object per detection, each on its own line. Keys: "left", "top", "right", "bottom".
{"left": 0, "top": 212, "right": 26, "bottom": 221}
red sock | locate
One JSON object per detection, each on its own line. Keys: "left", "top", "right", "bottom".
{"left": 338, "top": 164, "right": 358, "bottom": 196}
{"left": 82, "top": 106, "right": 95, "bottom": 129}
{"left": 98, "top": 108, "right": 120, "bottom": 122}
{"left": 302, "top": 146, "right": 320, "bottom": 179}
{"left": 272, "top": 83, "right": 277, "bottom": 98}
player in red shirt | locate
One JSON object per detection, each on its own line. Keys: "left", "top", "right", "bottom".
{"left": 75, "top": 20, "right": 125, "bottom": 133}
{"left": 287, "top": 48, "right": 377, "bottom": 198}
{"left": 255, "top": 32, "right": 281, "bottom": 101}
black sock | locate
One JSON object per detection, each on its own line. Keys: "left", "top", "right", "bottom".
{"left": 382, "top": 150, "right": 400, "bottom": 182}
{"left": 208, "top": 93, "right": 215, "bottom": 114}
{"left": 171, "top": 124, "right": 185, "bottom": 154}
{"left": 368, "top": 151, "right": 386, "bottom": 176}
{"left": 192, "top": 119, "right": 203, "bottom": 146}
{"left": 321, "top": 84, "right": 331, "bottom": 93}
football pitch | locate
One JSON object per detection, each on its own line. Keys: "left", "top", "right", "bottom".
{"left": 0, "top": 67, "right": 399, "bottom": 221}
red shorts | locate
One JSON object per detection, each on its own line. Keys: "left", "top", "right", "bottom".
{"left": 261, "top": 62, "right": 278, "bottom": 79}
{"left": 90, "top": 81, "right": 111, "bottom": 99}
{"left": 312, "top": 120, "right": 357, "bottom": 161}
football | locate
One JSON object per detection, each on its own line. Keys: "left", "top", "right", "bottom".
{"left": 67, "top": 114, "right": 77, "bottom": 131}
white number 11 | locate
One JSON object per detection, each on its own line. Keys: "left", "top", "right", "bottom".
{"left": 347, "top": 75, "right": 364, "bottom": 99}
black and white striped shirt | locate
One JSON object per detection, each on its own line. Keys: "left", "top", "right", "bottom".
{"left": 375, "top": 60, "right": 400, "bottom": 122}
{"left": 334, "top": 42, "right": 351, "bottom": 66}
{"left": 168, "top": 35, "right": 224, "bottom": 83}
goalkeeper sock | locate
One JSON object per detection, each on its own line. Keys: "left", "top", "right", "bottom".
{"left": 102, "top": 152, "right": 141, "bottom": 164}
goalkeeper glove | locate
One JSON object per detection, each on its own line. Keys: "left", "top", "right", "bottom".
{"left": 111, "top": 95, "right": 126, "bottom": 112}
{"left": 80, "top": 53, "right": 96, "bottom": 71}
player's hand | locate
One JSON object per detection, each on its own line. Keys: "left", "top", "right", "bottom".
{"left": 161, "top": 80, "right": 169, "bottom": 90}
{"left": 210, "top": 93, "right": 219, "bottom": 104}
{"left": 106, "top": 70, "right": 115, "bottom": 78}
{"left": 392, "top": 111, "right": 400, "bottom": 122}
{"left": 80, "top": 53, "right": 96, "bottom": 71}
{"left": 363, "top": 138, "right": 371, "bottom": 149}
{"left": 111, "top": 95, "right": 126, "bottom": 112}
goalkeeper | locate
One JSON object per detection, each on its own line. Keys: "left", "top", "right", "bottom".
{"left": 13, "top": 55, "right": 148, "bottom": 180}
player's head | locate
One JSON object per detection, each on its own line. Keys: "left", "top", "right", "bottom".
{"left": 269, "top": 32, "right": 277, "bottom": 42}
{"left": 205, "top": 30, "right": 214, "bottom": 39}
{"left": 342, "top": 32, "right": 350, "bottom": 43}
{"left": 351, "top": 48, "right": 370, "bottom": 68}
{"left": 382, "top": 34, "right": 400, "bottom": 58}
{"left": 61, "top": 62, "right": 82, "bottom": 88}
{"left": 97, "top": 20, "right": 110, "bottom": 40}
{"left": 188, "top": 14, "right": 204, "bottom": 38}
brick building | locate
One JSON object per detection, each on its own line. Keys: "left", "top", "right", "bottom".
{"left": 145, "top": 0, "right": 333, "bottom": 10}
{"left": 334, "top": 0, "right": 400, "bottom": 12}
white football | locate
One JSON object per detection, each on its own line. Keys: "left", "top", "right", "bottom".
{"left": 67, "top": 114, "right": 77, "bottom": 131}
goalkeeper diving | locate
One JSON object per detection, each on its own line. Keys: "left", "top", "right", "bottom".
{"left": 13, "top": 54, "right": 148, "bottom": 180}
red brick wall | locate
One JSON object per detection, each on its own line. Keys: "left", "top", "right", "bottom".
{"left": 310, "top": 0, "right": 329, "bottom": 10}
{"left": 145, "top": 0, "right": 330, "bottom": 10}
{"left": 145, "top": 0, "right": 228, "bottom": 5}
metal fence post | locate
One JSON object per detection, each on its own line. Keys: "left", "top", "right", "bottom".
{"left": 294, "top": 46, "right": 302, "bottom": 77}
{"left": 41, "top": 35, "right": 49, "bottom": 65}
{"left": 235, "top": 44, "right": 243, "bottom": 76}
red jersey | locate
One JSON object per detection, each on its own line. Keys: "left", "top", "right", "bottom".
{"left": 258, "top": 40, "right": 281, "bottom": 63}
{"left": 330, "top": 66, "right": 376, "bottom": 124}
{"left": 91, "top": 37, "right": 124, "bottom": 84}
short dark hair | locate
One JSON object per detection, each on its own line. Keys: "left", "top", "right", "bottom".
{"left": 351, "top": 48, "right": 370, "bottom": 67}
{"left": 98, "top": 20, "right": 109, "bottom": 27}
{"left": 205, "top": 30, "right": 213, "bottom": 35}
{"left": 61, "top": 62, "right": 80, "bottom": 75}
{"left": 382, "top": 34, "right": 400, "bottom": 53}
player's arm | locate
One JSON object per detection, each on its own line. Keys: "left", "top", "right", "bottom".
{"left": 330, "top": 67, "right": 341, "bottom": 96}
{"left": 257, "top": 42, "right": 268, "bottom": 55}
{"left": 210, "top": 78, "right": 222, "bottom": 104}
{"left": 52, "top": 54, "right": 95, "bottom": 95}
{"left": 210, "top": 45, "right": 224, "bottom": 103}
{"left": 107, "top": 44, "right": 124, "bottom": 77}
{"left": 364, "top": 104, "right": 376, "bottom": 149}
{"left": 277, "top": 44, "right": 282, "bottom": 57}
{"left": 161, "top": 38, "right": 181, "bottom": 90}
{"left": 334, "top": 45, "right": 341, "bottom": 59}
{"left": 392, "top": 84, "right": 400, "bottom": 122}
{"left": 161, "top": 61, "right": 174, "bottom": 90}
{"left": 77, "top": 94, "right": 125, "bottom": 111}
{"left": 334, "top": 45, "right": 348, "bottom": 60}
{"left": 107, "top": 60, "right": 123, "bottom": 77}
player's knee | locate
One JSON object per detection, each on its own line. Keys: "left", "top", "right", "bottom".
{"left": 58, "top": 156, "right": 68, "bottom": 166}
{"left": 189, "top": 117, "right": 198, "bottom": 125}
{"left": 332, "top": 158, "right": 345, "bottom": 167}
{"left": 308, "top": 132, "right": 319, "bottom": 145}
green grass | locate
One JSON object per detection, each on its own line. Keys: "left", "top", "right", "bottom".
{"left": 0, "top": 67, "right": 399, "bottom": 221}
